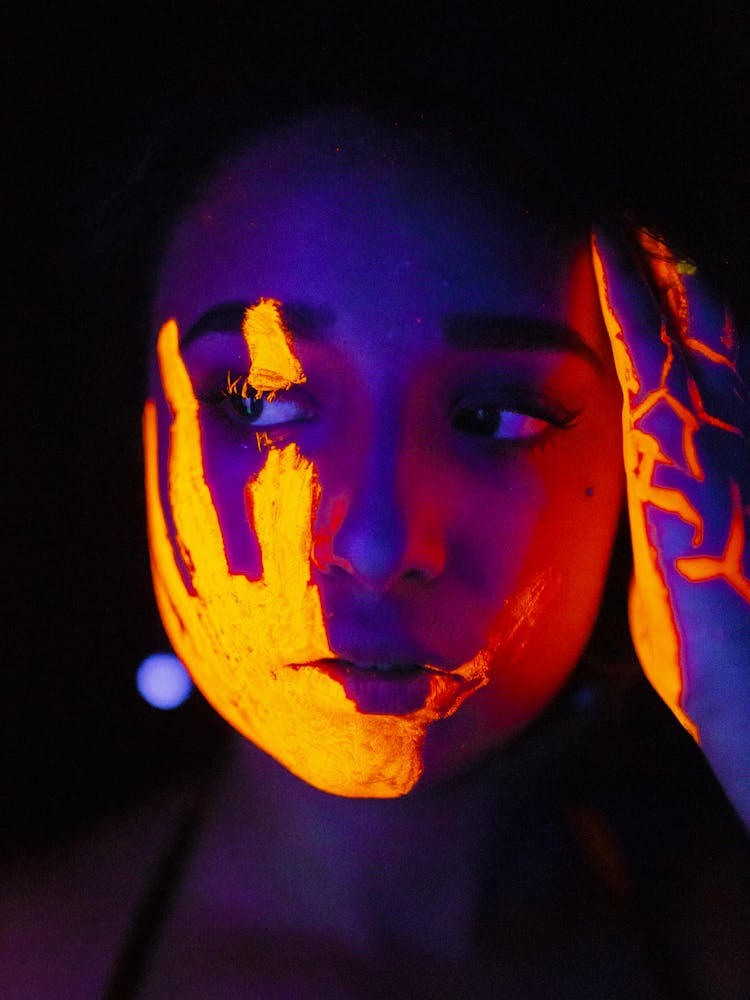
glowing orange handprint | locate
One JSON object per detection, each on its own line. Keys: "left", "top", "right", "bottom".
{"left": 143, "top": 307, "right": 491, "bottom": 798}
{"left": 592, "top": 225, "right": 750, "bottom": 827}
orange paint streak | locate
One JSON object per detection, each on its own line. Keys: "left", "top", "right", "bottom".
{"left": 144, "top": 318, "right": 493, "bottom": 797}
{"left": 657, "top": 323, "right": 674, "bottom": 386}
{"left": 629, "top": 429, "right": 703, "bottom": 546}
{"left": 255, "top": 430, "right": 274, "bottom": 451}
{"left": 683, "top": 338, "right": 736, "bottom": 368}
{"left": 687, "top": 378, "right": 742, "bottom": 437}
{"left": 635, "top": 230, "right": 690, "bottom": 342}
{"left": 595, "top": 230, "right": 750, "bottom": 743}
{"left": 591, "top": 254, "right": 641, "bottom": 398}
{"left": 591, "top": 236, "right": 696, "bottom": 737}
{"left": 241, "top": 298, "right": 306, "bottom": 398}
{"left": 499, "top": 566, "right": 562, "bottom": 665}
{"left": 637, "top": 230, "right": 738, "bottom": 370}
{"left": 670, "top": 394, "right": 704, "bottom": 481}
{"left": 676, "top": 481, "right": 750, "bottom": 602}
{"left": 632, "top": 384, "right": 704, "bottom": 483}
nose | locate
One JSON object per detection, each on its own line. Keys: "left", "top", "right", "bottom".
{"left": 313, "top": 435, "right": 446, "bottom": 592}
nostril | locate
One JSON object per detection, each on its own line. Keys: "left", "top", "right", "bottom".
{"left": 312, "top": 471, "right": 445, "bottom": 590}
{"left": 336, "top": 530, "right": 406, "bottom": 589}
{"left": 314, "top": 513, "right": 444, "bottom": 591}
{"left": 312, "top": 495, "right": 351, "bottom": 573}
{"left": 403, "top": 567, "right": 434, "bottom": 584}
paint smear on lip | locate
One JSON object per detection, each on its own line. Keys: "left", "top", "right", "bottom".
{"left": 145, "top": 309, "right": 495, "bottom": 798}
{"left": 297, "top": 659, "right": 469, "bottom": 717}
{"left": 343, "top": 665, "right": 434, "bottom": 715}
{"left": 453, "top": 565, "right": 562, "bottom": 681}
{"left": 499, "top": 566, "right": 560, "bottom": 662}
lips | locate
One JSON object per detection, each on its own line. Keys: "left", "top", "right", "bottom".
{"left": 336, "top": 660, "right": 426, "bottom": 674}
{"left": 290, "top": 657, "right": 464, "bottom": 716}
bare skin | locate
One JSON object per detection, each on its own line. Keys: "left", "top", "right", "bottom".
{"left": 140, "top": 114, "right": 748, "bottom": 995}
{"left": 140, "top": 731, "right": 654, "bottom": 999}
{"left": 148, "top": 115, "right": 624, "bottom": 798}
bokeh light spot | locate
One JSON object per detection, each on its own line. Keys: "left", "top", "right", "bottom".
{"left": 136, "top": 653, "right": 193, "bottom": 709}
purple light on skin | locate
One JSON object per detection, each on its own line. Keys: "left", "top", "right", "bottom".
{"left": 136, "top": 653, "right": 193, "bottom": 709}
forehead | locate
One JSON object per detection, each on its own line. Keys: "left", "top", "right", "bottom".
{"left": 153, "top": 116, "right": 583, "bottom": 334}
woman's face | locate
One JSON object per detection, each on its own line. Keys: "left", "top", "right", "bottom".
{"left": 146, "top": 118, "right": 624, "bottom": 797}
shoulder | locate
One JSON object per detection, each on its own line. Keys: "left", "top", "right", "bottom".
{"left": 568, "top": 677, "right": 750, "bottom": 999}
{"left": 0, "top": 782, "right": 196, "bottom": 1000}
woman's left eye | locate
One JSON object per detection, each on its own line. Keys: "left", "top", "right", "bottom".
{"left": 452, "top": 405, "right": 552, "bottom": 441}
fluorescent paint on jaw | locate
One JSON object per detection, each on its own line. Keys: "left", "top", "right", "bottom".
{"left": 241, "top": 298, "right": 306, "bottom": 398}
{"left": 144, "top": 309, "right": 492, "bottom": 797}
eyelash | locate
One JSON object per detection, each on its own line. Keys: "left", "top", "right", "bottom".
{"left": 197, "top": 370, "right": 580, "bottom": 449}
{"left": 197, "top": 373, "right": 314, "bottom": 430}
{"left": 449, "top": 391, "right": 580, "bottom": 450}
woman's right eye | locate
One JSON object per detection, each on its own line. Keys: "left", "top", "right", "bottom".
{"left": 226, "top": 391, "right": 311, "bottom": 428}
{"left": 193, "top": 366, "right": 317, "bottom": 432}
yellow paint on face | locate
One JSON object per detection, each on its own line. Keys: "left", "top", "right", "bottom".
{"left": 592, "top": 232, "right": 747, "bottom": 741}
{"left": 241, "top": 298, "right": 306, "bottom": 398}
{"left": 144, "top": 306, "right": 492, "bottom": 797}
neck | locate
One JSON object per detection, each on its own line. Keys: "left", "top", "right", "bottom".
{"left": 195, "top": 733, "right": 537, "bottom": 960}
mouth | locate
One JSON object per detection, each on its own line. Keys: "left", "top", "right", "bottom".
{"left": 339, "top": 660, "right": 430, "bottom": 674}
{"left": 290, "top": 657, "right": 460, "bottom": 716}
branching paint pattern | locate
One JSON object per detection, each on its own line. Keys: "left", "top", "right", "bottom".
{"left": 592, "top": 230, "right": 749, "bottom": 739}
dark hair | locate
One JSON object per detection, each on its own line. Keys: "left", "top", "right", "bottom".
{"left": 91, "top": 80, "right": 750, "bottom": 385}
{"left": 19, "top": 4, "right": 746, "bottom": 854}
{"left": 91, "top": 94, "right": 604, "bottom": 335}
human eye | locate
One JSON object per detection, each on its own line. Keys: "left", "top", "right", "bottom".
{"left": 451, "top": 390, "right": 579, "bottom": 444}
{"left": 199, "top": 372, "right": 316, "bottom": 430}
{"left": 226, "top": 389, "right": 310, "bottom": 428}
{"left": 452, "top": 406, "right": 548, "bottom": 440}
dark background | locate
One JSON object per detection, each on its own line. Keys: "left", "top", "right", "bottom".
{"left": 9, "top": 2, "right": 749, "bottom": 850}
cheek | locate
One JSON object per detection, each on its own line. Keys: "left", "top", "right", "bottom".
{"left": 148, "top": 321, "right": 466, "bottom": 799}
{"left": 445, "top": 433, "right": 617, "bottom": 603}
{"left": 525, "top": 412, "right": 624, "bottom": 625}
{"left": 151, "top": 408, "right": 448, "bottom": 800}
{"left": 460, "top": 421, "right": 623, "bottom": 717}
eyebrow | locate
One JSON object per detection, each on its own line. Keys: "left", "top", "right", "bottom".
{"left": 180, "top": 302, "right": 333, "bottom": 349}
{"left": 181, "top": 302, "right": 603, "bottom": 370}
{"left": 444, "top": 315, "right": 603, "bottom": 370}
